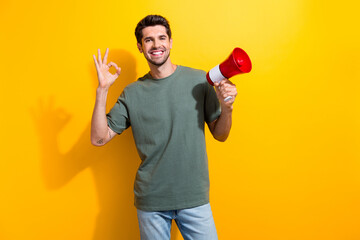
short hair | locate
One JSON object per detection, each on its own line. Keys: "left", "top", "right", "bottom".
{"left": 135, "top": 15, "right": 172, "bottom": 45}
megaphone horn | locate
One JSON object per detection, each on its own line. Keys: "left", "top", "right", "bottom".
{"left": 206, "top": 47, "right": 252, "bottom": 86}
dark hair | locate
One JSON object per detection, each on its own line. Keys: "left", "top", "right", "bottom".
{"left": 135, "top": 15, "right": 172, "bottom": 45}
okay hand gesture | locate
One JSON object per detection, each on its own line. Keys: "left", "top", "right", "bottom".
{"left": 93, "top": 48, "right": 121, "bottom": 90}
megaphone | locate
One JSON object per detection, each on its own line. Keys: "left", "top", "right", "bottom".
{"left": 206, "top": 47, "right": 252, "bottom": 86}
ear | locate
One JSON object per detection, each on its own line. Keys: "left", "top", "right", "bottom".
{"left": 170, "top": 38, "right": 173, "bottom": 49}
{"left": 137, "top": 43, "right": 143, "bottom": 53}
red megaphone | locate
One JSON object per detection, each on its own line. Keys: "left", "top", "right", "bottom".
{"left": 206, "top": 47, "right": 252, "bottom": 86}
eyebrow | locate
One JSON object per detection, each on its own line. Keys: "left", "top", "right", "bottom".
{"left": 143, "top": 35, "right": 168, "bottom": 41}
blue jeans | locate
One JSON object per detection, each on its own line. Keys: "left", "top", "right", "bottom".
{"left": 137, "top": 203, "right": 218, "bottom": 240}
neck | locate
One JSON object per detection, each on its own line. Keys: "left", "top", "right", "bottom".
{"left": 149, "top": 59, "right": 177, "bottom": 79}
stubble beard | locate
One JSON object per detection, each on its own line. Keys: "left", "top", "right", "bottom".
{"left": 146, "top": 51, "right": 171, "bottom": 67}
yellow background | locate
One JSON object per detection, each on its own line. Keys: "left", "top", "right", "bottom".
{"left": 1, "top": 0, "right": 359, "bottom": 239}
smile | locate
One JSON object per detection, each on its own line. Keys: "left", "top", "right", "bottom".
{"left": 150, "top": 50, "right": 165, "bottom": 56}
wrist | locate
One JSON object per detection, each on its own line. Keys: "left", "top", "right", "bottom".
{"left": 221, "top": 106, "right": 233, "bottom": 115}
{"left": 96, "top": 87, "right": 109, "bottom": 103}
{"left": 97, "top": 86, "right": 110, "bottom": 93}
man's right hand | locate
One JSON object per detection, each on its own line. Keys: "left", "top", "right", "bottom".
{"left": 93, "top": 48, "right": 121, "bottom": 90}
{"left": 91, "top": 48, "right": 121, "bottom": 146}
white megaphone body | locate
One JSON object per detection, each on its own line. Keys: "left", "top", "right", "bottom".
{"left": 206, "top": 47, "right": 252, "bottom": 101}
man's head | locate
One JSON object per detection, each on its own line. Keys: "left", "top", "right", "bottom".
{"left": 135, "top": 15, "right": 172, "bottom": 45}
{"left": 135, "top": 15, "right": 173, "bottom": 67}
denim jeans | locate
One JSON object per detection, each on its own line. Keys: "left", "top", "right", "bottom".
{"left": 137, "top": 203, "right": 218, "bottom": 240}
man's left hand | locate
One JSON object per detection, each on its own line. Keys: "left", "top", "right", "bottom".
{"left": 214, "top": 79, "right": 237, "bottom": 111}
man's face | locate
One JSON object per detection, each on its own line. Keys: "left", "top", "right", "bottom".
{"left": 137, "top": 25, "right": 173, "bottom": 67}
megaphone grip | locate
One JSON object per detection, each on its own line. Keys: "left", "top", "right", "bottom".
{"left": 208, "top": 64, "right": 226, "bottom": 85}
{"left": 224, "top": 96, "right": 232, "bottom": 102}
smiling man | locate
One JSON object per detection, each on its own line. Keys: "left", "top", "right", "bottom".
{"left": 91, "top": 15, "right": 237, "bottom": 240}
{"left": 139, "top": 25, "right": 172, "bottom": 67}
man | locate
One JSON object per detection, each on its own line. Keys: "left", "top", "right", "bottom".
{"left": 91, "top": 15, "right": 237, "bottom": 240}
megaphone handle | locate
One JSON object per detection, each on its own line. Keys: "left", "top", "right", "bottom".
{"left": 224, "top": 96, "right": 232, "bottom": 102}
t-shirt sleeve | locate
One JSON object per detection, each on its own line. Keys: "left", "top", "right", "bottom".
{"left": 204, "top": 82, "right": 221, "bottom": 123}
{"left": 106, "top": 91, "right": 131, "bottom": 134}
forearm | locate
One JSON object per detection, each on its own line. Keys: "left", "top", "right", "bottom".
{"left": 91, "top": 87, "right": 110, "bottom": 146}
{"left": 209, "top": 79, "right": 237, "bottom": 142}
{"left": 211, "top": 110, "right": 232, "bottom": 142}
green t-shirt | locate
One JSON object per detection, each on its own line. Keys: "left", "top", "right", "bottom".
{"left": 107, "top": 65, "right": 221, "bottom": 211}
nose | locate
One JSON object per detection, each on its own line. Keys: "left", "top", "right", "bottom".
{"left": 153, "top": 39, "right": 160, "bottom": 48}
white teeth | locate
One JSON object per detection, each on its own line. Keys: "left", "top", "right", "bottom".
{"left": 151, "top": 51, "right": 163, "bottom": 55}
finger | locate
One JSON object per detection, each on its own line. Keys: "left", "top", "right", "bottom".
{"left": 219, "top": 85, "right": 229, "bottom": 95}
{"left": 219, "top": 79, "right": 228, "bottom": 86}
{"left": 93, "top": 55, "right": 100, "bottom": 71}
{"left": 221, "top": 78, "right": 233, "bottom": 84}
{"left": 108, "top": 62, "right": 121, "bottom": 76}
{"left": 227, "top": 89, "right": 238, "bottom": 96}
{"left": 221, "top": 90, "right": 235, "bottom": 102}
{"left": 220, "top": 83, "right": 236, "bottom": 94}
{"left": 108, "top": 61, "right": 120, "bottom": 70}
{"left": 98, "top": 49, "right": 102, "bottom": 66}
{"left": 222, "top": 91, "right": 236, "bottom": 101}
{"left": 221, "top": 85, "right": 236, "bottom": 94}
{"left": 103, "top": 48, "right": 109, "bottom": 65}
{"left": 218, "top": 80, "right": 228, "bottom": 91}
{"left": 226, "top": 85, "right": 238, "bottom": 95}
{"left": 214, "top": 82, "right": 222, "bottom": 91}
{"left": 221, "top": 92, "right": 230, "bottom": 100}
{"left": 220, "top": 81, "right": 234, "bottom": 88}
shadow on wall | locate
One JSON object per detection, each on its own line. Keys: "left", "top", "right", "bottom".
{"left": 32, "top": 49, "right": 141, "bottom": 239}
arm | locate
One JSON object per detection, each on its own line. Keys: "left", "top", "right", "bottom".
{"left": 207, "top": 79, "right": 237, "bottom": 142}
{"left": 91, "top": 88, "right": 117, "bottom": 146}
{"left": 91, "top": 48, "right": 121, "bottom": 146}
